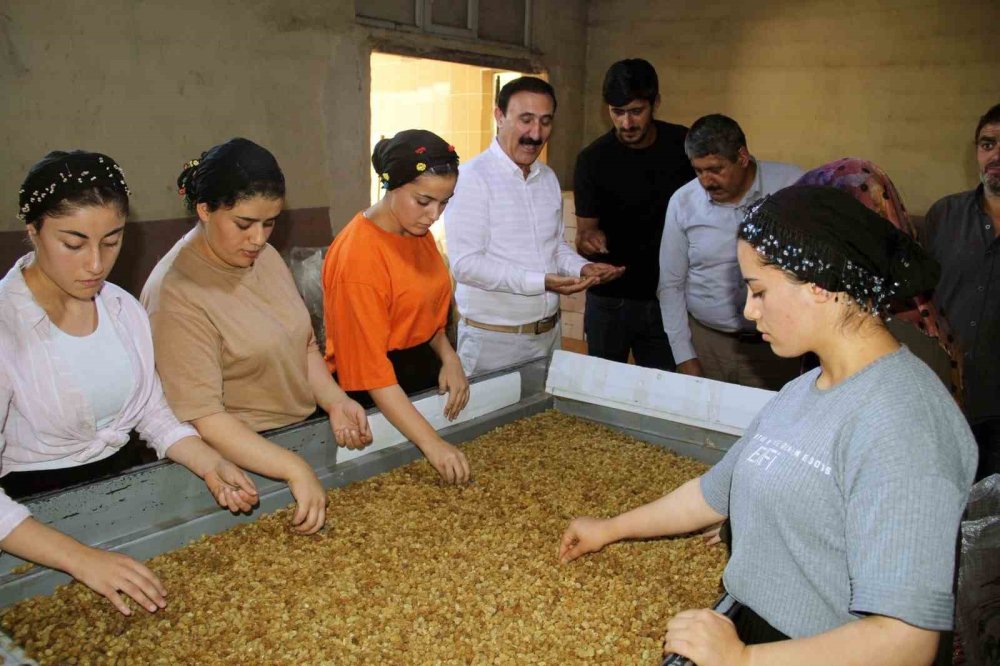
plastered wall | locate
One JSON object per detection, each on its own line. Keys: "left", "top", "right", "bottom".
{"left": 0, "top": 0, "right": 588, "bottom": 232}
{"left": 584, "top": 0, "right": 999, "bottom": 214}
{"left": 8, "top": 0, "right": 989, "bottom": 231}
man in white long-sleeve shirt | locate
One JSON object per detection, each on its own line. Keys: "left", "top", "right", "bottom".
{"left": 445, "top": 76, "right": 623, "bottom": 375}
{"left": 658, "top": 114, "right": 803, "bottom": 389}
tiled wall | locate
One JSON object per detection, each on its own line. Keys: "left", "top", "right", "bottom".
{"left": 370, "top": 54, "right": 502, "bottom": 205}
{"left": 560, "top": 191, "right": 588, "bottom": 354}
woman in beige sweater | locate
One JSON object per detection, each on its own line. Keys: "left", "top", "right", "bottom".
{"left": 142, "top": 138, "right": 371, "bottom": 535}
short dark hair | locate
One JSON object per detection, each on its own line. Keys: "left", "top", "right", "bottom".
{"left": 684, "top": 114, "right": 747, "bottom": 162}
{"left": 975, "top": 103, "right": 1000, "bottom": 140}
{"left": 602, "top": 59, "right": 659, "bottom": 107}
{"left": 496, "top": 76, "right": 557, "bottom": 115}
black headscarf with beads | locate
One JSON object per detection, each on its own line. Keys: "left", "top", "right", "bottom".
{"left": 738, "top": 185, "right": 940, "bottom": 314}
{"left": 372, "top": 129, "right": 459, "bottom": 191}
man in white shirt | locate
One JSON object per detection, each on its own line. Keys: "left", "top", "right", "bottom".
{"left": 658, "top": 114, "right": 804, "bottom": 389}
{"left": 445, "top": 76, "right": 623, "bottom": 375}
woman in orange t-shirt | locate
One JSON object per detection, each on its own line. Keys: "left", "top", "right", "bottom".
{"left": 322, "top": 130, "right": 471, "bottom": 484}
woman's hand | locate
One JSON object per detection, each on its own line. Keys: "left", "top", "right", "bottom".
{"left": 202, "top": 459, "right": 258, "bottom": 513}
{"left": 66, "top": 545, "right": 167, "bottom": 616}
{"left": 699, "top": 520, "right": 724, "bottom": 546}
{"left": 425, "top": 440, "right": 471, "bottom": 484}
{"left": 164, "top": 436, "right": 258, "bottom": 513}
{"left": 559, "top": 517, "right": 617, "bottom": 563}
{"left": 663, "top": 608, "right": 749, "bottom": 666}
{"left": 286, "top": 467, "right": 328, "bottom": 534}
{"left": 438, "top": 357, "right": 470, "bottom": 421}
{"left": 328, "top": 397, "right": 373, "bottom": 449}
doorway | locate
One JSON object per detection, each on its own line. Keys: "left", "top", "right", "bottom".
{"left": 368, "top": 53, "right": 536, "bottom": 221}
{"left": 368, "top": 53, "right": 582, "bottom": 349}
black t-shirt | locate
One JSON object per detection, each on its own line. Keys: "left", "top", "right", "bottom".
{"left": 573, "top": 120, "right": 694, "bottom": 299}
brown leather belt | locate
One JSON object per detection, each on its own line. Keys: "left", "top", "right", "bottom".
{"left": 721, "top": 329, "right": 765, "bottom": 344}
{"left": 705, "top": 327, "right": 764, "bottom": 344}
{"left": 733, "top": 330, "right": 765, "bottom": 344}
{"left": 463, "top": 312, "right": 560, "bottom": 335}
{"left": 692, "top": 316, "right": 765, "bottom": 344}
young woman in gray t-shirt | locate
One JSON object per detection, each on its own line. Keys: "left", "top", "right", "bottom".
{"left": 559, "top": 185, "right": 977, "bottom": 666}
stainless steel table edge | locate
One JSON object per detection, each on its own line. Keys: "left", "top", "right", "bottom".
{"left": 0, "top": 356, "right": 742, "bottom": 663}
{"left": 0, "top": 396, "right": 552, "bottom": 605}
{"left": 553, "top": 397, "right": 741, "bottom": 465}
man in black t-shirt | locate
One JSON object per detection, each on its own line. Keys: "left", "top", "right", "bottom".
{"left": 573, "top": 59, "right": 694, "bottom": 369}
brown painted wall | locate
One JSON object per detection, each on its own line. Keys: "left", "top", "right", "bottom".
{"left": 584, "top": 0, "right": 999, "bottom": 214}
{"left": 0, "top": 207, "right": 333, "bottom": 298}
{"left": 1, "top": 0, "right": 589, "bottom": 233}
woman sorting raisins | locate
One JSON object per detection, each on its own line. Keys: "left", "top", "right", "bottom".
{"left": 560, "top": 185, "right": 976, "bottom": 666}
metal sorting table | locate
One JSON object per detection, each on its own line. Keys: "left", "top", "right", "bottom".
{"left": 0, "top": 352, "right": 773, "bottom": 664}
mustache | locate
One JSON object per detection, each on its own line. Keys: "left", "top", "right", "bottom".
{"left": 519, "top": 137, "right": 544, "bottom": 146}
{"left": 985, "top": 160, "right": 1000, "bottom": 171}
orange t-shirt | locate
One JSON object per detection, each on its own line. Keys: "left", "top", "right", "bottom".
{"left": 322, "top": 212, "right": 451, "bottom": 391}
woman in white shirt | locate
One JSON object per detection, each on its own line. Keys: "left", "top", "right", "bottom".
{"left": 0, "top": 150, "right": 257, "bottom": 616}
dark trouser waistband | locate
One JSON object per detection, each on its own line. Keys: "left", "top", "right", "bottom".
{"left": 337, "top": 339, "right": 441, "bottom": 409}
{"left": 695, "top": 319, "right": 764, "bottom": 344}
{"left": 0, "top": 441, "right": 152, "bottom": 500}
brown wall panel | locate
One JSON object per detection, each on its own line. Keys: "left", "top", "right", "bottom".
{"left": 0, "top": 207, "right": 332, "bottom": 298}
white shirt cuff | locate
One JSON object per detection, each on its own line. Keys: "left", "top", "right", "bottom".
{"left": 524, "top": 271, "right": 547, "bottom": 296}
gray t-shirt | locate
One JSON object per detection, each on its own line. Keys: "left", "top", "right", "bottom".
{"left": 701, "top": 346, "right": 977, "bottom": 637}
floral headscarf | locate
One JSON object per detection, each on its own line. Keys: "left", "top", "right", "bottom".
{"left": 795, "top": 158, "right": 961, "bottom": 398}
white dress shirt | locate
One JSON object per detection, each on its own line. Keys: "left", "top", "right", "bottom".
{"left": 657, "top": 159, "right": 804, "bottom": 364}
{"left": 445, "top": 138, "right": 588, "bottom": 325}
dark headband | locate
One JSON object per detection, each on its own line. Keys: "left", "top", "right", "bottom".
{"left": 18, "top": 151, "right": 130, "bottom": 224}
{"left": 372, "top": 129, "right": 458, "bottom": 190}
{"left": 739, "top": 185, "right": 940, "bottom": 313}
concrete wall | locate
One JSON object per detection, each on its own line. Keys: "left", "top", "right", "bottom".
{"left": 9, "top": 1, "right": 989, "bottom": 230}
{"left": 584, "top": 0, "right": 999, "bottom": 215}
{"left": 0, "top": 0, "right": 588, "bottom": 232}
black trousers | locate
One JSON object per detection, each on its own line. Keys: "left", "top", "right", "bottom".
{"left": 732, "top": 605, "right": 789, "bottom": 644}
{"left": 0, "top": 440, "right": 155, "bottom": 500}
{"left": 584, "top": 293, "right": 675, "bottom": 371}
{"left": 342, "top": 341, "right": 441, "bottom": 409}
{"left": 972, "top": 417, "right": 1000, "bottom": 482}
